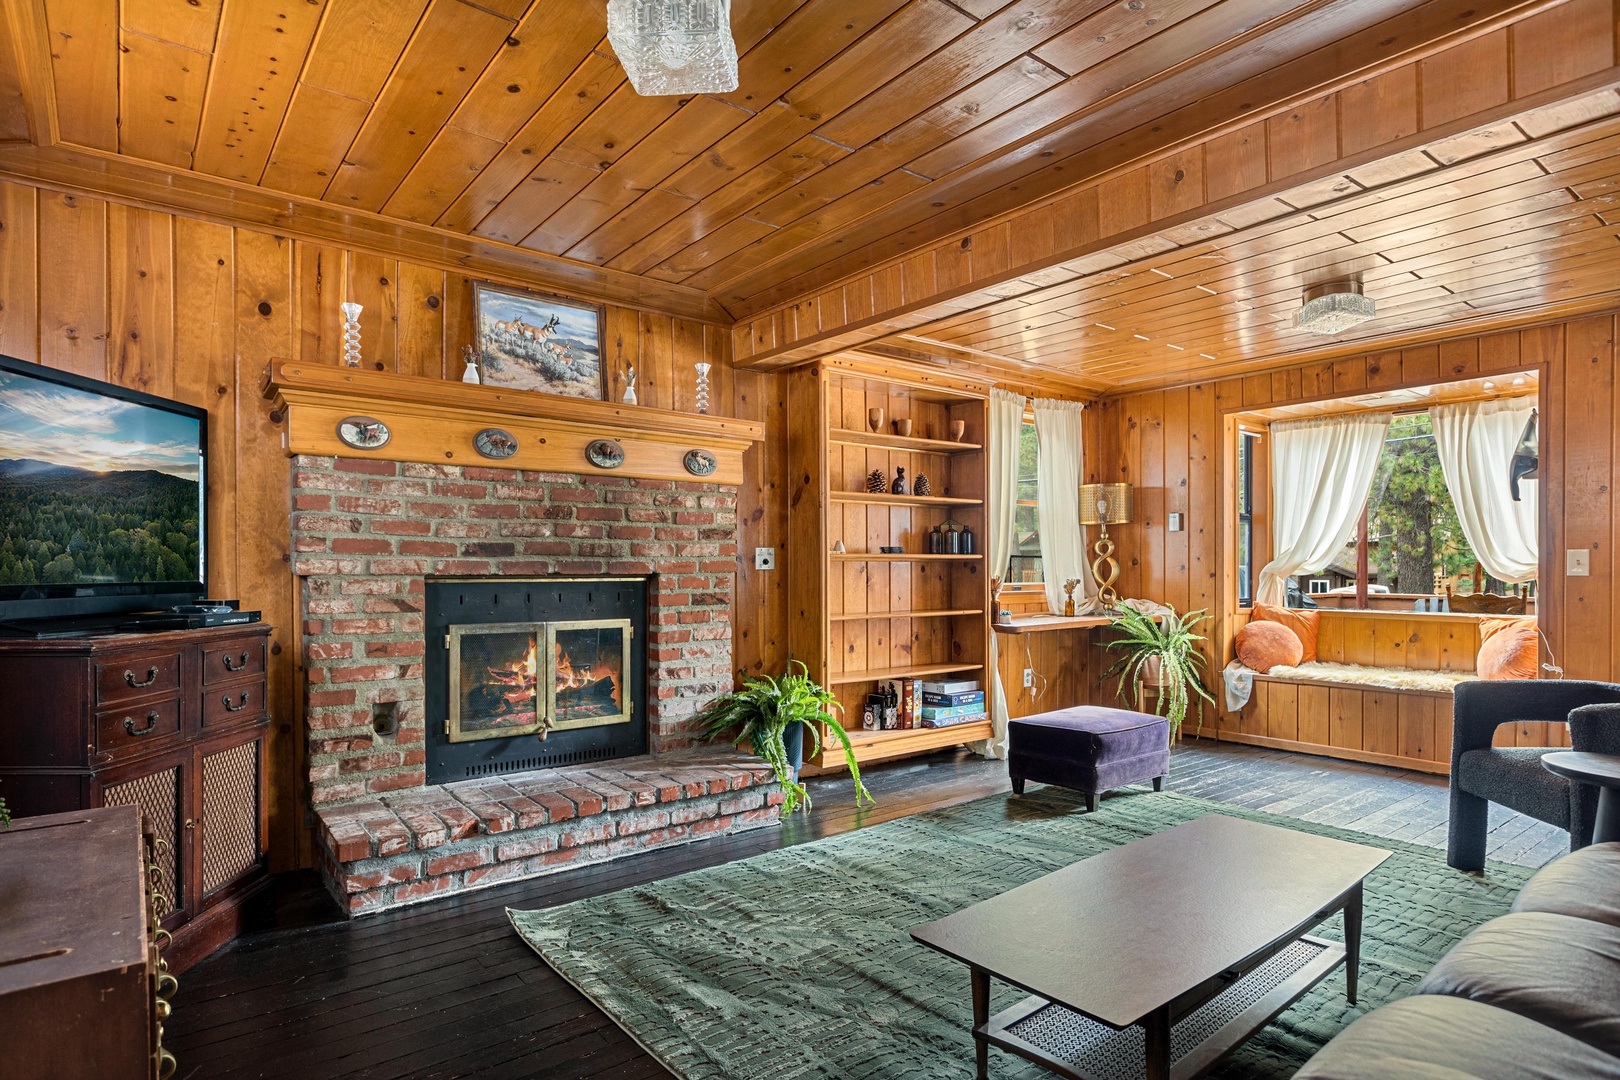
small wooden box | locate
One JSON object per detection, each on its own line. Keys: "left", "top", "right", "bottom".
{"left": 0, "top": 805, "right": 165, "bottom": 1079}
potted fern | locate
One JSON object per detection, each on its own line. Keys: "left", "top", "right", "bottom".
{"left": 699, "top": 661, "right": 873, "bottom": 815}
{"left": 1100, "top": 605, "right": 1217, "bottom": 740}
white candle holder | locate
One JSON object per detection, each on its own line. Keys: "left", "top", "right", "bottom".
{"left": 694, "top": 362, "right": 711, "bottom": 414}
{"left": 340, "top": 302, "right": 363, "bottom": 369}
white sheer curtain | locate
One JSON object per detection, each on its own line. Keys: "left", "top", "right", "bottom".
{"left": 1033, "top": 398, "right": 1088, "bottom": 614}
{"left": 1255, "top": 413, "right": 1392, "bottom": 607}
{"left": 973, "top": 388, "right": 1025, "bottom": 760}
{"left": 1432, "top": 396, "right": 1538, "bottom": 582}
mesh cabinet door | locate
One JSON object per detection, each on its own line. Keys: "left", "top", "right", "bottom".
{"left": 103, "top": 763, "right": 184, "bottom": 919}
{"left": 200, "top": 739, "right": 262, "bottom": 897}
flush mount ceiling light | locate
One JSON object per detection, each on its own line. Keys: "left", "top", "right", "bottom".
{"left": 1295, "top": 281, "right": 1376, "bottom": 335}
{"left": 606, "top": 0, "right": 739, "bottom": 96}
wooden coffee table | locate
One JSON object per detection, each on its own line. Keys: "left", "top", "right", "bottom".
{"left": 910, "top": 814, "right": 1390, "bottom": 1080}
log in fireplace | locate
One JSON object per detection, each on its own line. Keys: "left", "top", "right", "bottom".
{"left": 424, "top": 577, "right": 648, "bottom": 784}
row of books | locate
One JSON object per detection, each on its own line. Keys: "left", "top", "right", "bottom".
{"left": 863, "top": 678, "right": 986, "bottom": 731}
{"left": 920, "top": 679, "right": 986, "bottom": 728}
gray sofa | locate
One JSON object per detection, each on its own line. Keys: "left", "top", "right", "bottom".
{"left": 1298, "top": 842, "right": 1620, "bottom": 1079}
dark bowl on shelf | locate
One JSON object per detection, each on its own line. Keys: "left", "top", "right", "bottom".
{"left": 879, "top": 546, "right": 904, "bottom": 554}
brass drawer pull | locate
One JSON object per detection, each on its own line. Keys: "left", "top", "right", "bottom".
{"left": 223, "top": 651, "right": 250, "bottom": 672}
{"left": 222, "top": 691, "right": 250, "bottom": 712}
{"left": 123, "top": 711, "right": 161, "bottom": 737}
{"left": 124, "top": 666, "right": 160, "bottom": 688}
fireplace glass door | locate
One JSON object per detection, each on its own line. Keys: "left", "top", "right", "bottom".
{"left": 546, "top": 619, "right": 632, "bottom": 731}
{"left": 447, "top": 618, "right": 634, "bottom": 743}
{"left": 447, "top": 623, "right": 545, "bottom": 742}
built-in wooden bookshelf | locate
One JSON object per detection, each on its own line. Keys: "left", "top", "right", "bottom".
{"left": 787, "top": 355, "right": 993, "bottom": 768}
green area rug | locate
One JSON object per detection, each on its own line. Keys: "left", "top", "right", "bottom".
{"left": 509, "top": 787, "right": 1531, "bottom": 1079}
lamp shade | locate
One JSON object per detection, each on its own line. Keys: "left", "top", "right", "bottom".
{"left": 1078, "top": 483, "right": 1133, "bottom": 526}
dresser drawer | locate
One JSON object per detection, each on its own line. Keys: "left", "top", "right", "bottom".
{"left": 94, "top": 698, "right": 182, "bottom": 755}
{"left": 203, "top": 680, "right": 265, "bottom": 728}
{"left": 202, "top": 639, "right": 267, "bottom": 686}
{"left": 95, "top": 652, "right": 181, "bottom": 706}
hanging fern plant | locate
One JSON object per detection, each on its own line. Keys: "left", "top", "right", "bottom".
{"left": 1099, "top": 605, "right": 1217, "bottom": 740}
{"left": 699, "top": 661, "right": 873, "bottom": 815}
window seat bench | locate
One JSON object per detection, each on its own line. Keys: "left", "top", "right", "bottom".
{"left": 1218, "top": 663, "right": 1464, "bottom": 774}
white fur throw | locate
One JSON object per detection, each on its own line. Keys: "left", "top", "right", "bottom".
{"left": 1223, "top": 660, "right": 1476, "bottom": 711}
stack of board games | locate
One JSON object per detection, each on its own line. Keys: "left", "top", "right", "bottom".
{"left": 918, "top": 679, "right": 987, "bottom": 727}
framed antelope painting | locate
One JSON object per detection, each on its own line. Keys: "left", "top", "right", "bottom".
{"left": 473, "top": 284, "right": 605, "bottom": 400}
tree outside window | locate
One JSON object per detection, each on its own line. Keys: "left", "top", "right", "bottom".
{"left": 1307, "top": 411, "right": 1530, "bottom": 602}
{"left": 1007, "top": 421, "right": 1043, "bottom": 585}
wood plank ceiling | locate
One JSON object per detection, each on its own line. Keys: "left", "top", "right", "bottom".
{"left": 901, "top": 99, "right": 1620, "bottom": 392}
{"left": 25, "top": 0, "right": 1558, "bottom": 325}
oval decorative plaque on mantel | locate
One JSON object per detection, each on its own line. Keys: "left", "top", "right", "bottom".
{"left": 586, "top": 439, "right": 626, "bottom": 469}
{"left": 683, "top": 449, "right": 718, "bottom": 477}
{"left": 336, "top": 415, "right": 391, "bottom": 450}
{"left": 474, "top": 428, "right": 518, "bottom": 459}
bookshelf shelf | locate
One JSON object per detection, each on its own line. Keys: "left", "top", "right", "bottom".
{"left": 829, "top": 490, "right": 982, "bottom": 508}
{"left": 789, "top": 357, "right": 991, "bottom": 771}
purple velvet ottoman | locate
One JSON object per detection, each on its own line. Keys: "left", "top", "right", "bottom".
{"left": 1008, "top": 706, "right": 1170, "bottom": 811}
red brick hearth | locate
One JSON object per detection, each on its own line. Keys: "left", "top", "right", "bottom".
{"left": 316, "top": 753, "right": 780, "bottom": 914}
{"left": 290, "top": 455, "right": 781, "bottom": 914}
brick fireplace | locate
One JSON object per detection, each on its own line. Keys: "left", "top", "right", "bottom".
{"left": 290, "top": 454, "right": 780, "bottom": 915}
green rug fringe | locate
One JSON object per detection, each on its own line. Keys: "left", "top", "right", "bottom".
{"left": 509, "top": 787, "right": 1532, "bottom": 1080}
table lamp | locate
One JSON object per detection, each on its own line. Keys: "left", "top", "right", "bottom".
{"left": 1078, "top": 482, "right": 1133, "bottom": 609}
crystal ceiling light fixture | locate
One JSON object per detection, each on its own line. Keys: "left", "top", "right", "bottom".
{"left": 606, "top": 0, "right": 739, "bottom": 96}
{"left": 1296, "top": 280, "right": 1376, "bottom": 335}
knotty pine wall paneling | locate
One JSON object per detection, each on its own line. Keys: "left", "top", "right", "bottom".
{"left": 0, "top": 177, "right": 789, "bottom": 870}
{"left": 1086, "top": 316, "right": 1620, "bottom": 753}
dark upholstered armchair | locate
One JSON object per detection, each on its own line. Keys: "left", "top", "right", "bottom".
{"left": 1448, "top": 680, "right": 1620, "bottom": 871}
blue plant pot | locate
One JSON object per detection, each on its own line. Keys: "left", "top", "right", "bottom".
{"left": 782, "top": 720, "right": 805, "bottom": 780}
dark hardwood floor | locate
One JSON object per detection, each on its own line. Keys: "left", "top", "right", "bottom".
{"left": 167, "top": 741, "right": 1565, "bottom": 1080}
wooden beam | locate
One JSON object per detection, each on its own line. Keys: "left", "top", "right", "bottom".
{"left": 1, "top": 0, "right": 57, "bottom": 145}
{"left": 731, "top": 16, "right": 1620, "bottom": 370}
{"left": 0, "top": 143, "right": 731, "bottom": 324}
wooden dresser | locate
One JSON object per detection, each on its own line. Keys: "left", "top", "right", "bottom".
{"left": 0, "top": 624, "right": 272, "bottom": 971}
{"left": 1, "top": 805, "right": 177, "bottom": 1079}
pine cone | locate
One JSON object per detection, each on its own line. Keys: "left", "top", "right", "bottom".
{"left": 867, "top": 469, "right": 887, "bottom": 493}
{"left": 914, "top": 474, "right": 931, "bottom": 497}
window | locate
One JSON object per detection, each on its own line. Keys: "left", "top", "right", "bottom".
{"left": 1309, "top": 411, "right": 1533, "bottom": 604}
{"left": 1236, "top": 430, "right": 1259, "bottom": 607}
{"left": 1006, "top": 421, "right": 1043, "bottom": 585}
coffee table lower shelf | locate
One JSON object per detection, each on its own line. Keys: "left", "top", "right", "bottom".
{"left": 980, "top": 935, "right": 1346, "bottom": 1080}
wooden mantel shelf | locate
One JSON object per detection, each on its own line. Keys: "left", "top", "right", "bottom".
{"left": 264, "top": 363, "right": 764, "bottom": 486}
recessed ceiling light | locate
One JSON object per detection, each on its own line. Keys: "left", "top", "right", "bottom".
{"left": 1296, "top": 281, "right": 1375, "bottom": 335}
{"left": 1167, "top": 344, "right": 1184, "bottom": 351}
{"left": 1095, "top": 323, "right": 1115, "bottom": 330}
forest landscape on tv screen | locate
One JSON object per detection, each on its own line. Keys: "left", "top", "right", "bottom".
{"left": 0, "top": 368, "right": 203, "bottom": 587}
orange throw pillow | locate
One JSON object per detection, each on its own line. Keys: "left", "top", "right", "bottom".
{"left": 1477, "top": 617, "right": 1539, "bottom": 681}
{"left": 1253, "top": 603, "right": 1320, "bottom": 662}
{"left": 1236, "top": 620, "right": 1305, "bottom": 673}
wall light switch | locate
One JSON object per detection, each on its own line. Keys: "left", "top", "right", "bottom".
{"left": 1568, "top": 549, "right": 1591, "bottom": 577}
{"left": 754, "top": 547, "right": 776, "bottom": 571}
{"left": 1168, "top": 513, "right": 1184, "bottom": 532}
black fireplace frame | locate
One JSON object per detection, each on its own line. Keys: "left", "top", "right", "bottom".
{"left": 424, "top": 576, "right": 648, "bottom": 784}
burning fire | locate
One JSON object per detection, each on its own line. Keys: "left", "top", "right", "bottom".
{"left": 554, "top": 643, "right": 595, "bottom": 690}
{"left": 485, "top": 641, "right": 538, "bottom": 712}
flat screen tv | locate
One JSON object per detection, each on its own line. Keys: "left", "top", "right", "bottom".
{"left": 0, "top": 355, "right": 207, "bottom": 624}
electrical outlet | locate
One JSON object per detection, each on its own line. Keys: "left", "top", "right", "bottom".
{"left": 1568, "top": 549, "right": 1591, "bottom": 577}
{"left": 754, "top": 547, "right": 776, "bottom": 571}
{"left": 1023, "top": 668, "right": 1035, "bottom": 688}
